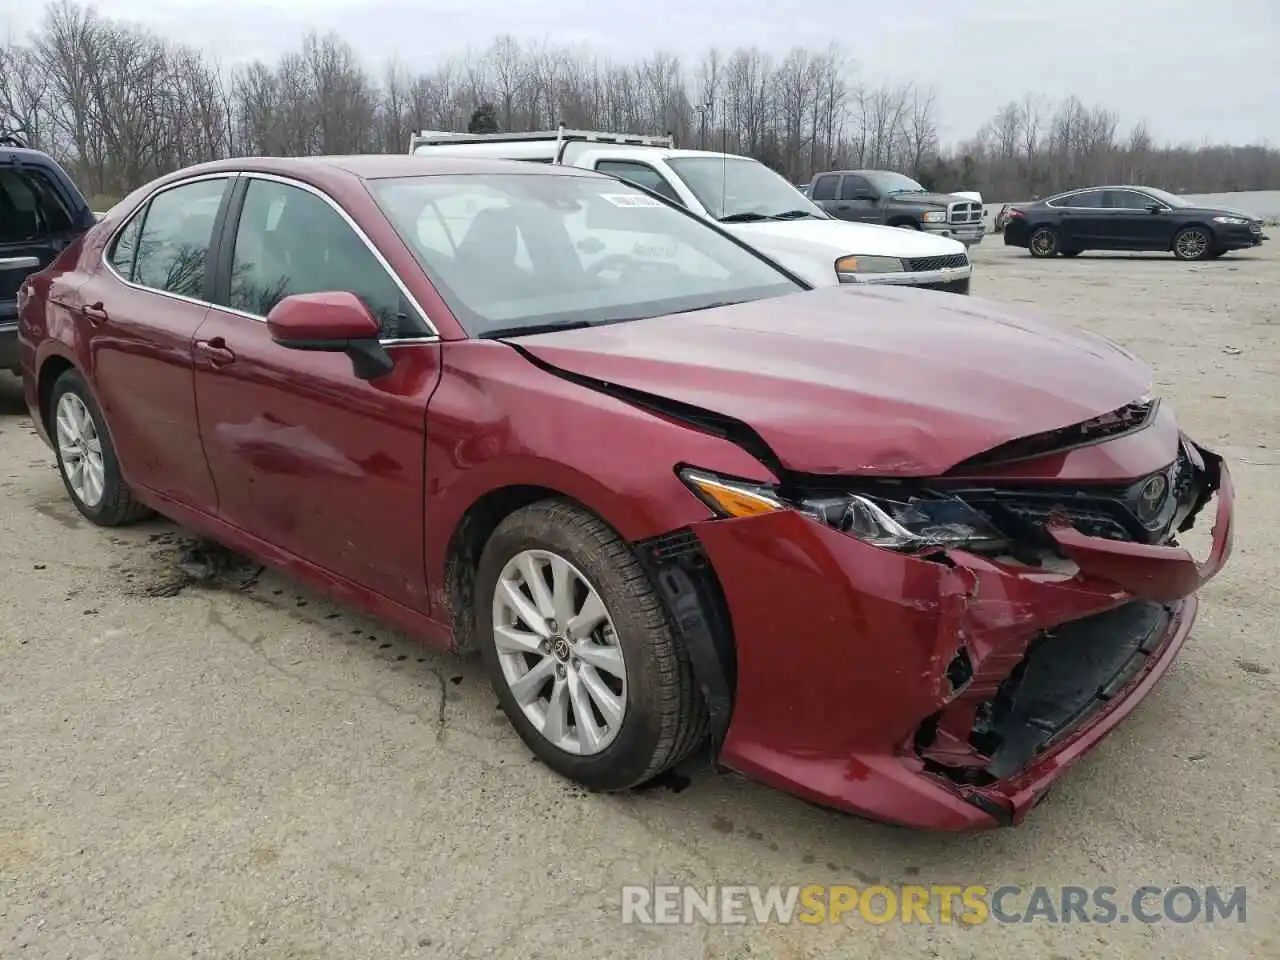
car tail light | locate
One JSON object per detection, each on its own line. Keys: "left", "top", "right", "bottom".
{"left": 1007, "top": 208, "right": 1025, "bottom": 220}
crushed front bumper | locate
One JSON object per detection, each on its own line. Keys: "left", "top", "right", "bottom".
{"left": 680, "top": 442, "right": 1233, "bottom": 830}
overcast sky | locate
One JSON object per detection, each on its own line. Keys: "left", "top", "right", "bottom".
{"left": 5, "top": 0, "right": 1277, "bottom": 146}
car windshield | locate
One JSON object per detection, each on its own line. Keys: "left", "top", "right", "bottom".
{"left": 664, "top": 157, "right": 827, "bottom": 222}
{"left": 865, "top": 172, "right": 928, "bottom": 196}
{"left": 1141, "top": 187, "right": 1192, "bottom": 208}
{"left": 370, "top": 173, "right": 802, "bottom": 337}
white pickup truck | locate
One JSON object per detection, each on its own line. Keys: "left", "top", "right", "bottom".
{"left": 408, "top": 128, "right": 973, "bottom": 294}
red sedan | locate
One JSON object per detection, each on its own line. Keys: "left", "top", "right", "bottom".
{"left": 17, "top": 155, "right": 1234, "bottom": 829}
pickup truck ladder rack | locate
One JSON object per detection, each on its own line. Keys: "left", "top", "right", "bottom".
{"left": 408, "top": 124, "right": 675, "bottom": 162}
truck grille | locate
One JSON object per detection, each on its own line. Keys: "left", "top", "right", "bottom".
{"left": 947, "top": 201, "right": 983, "bottom": 225}
{"left": 904, "top": 253, "right": 968, "bottom": 272}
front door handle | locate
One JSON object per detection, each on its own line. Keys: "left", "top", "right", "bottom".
{"left": 81, "top": 302, "right": 109, "bottom": 324}
{"left": 195, "top": 338, "right": 236, "bottom": 367}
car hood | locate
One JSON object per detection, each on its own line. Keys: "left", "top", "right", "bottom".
{"left": 884, "top": 191, "right": 964, "bottom": 208}
{"left": 515, "top": 285, "right": 1152, "bottom": 477}
{"left": 1183, "top": 205, "right": 1261, "bottom": 222}
{"left": 725, "top": 219, "right": 967, "bottom": 286}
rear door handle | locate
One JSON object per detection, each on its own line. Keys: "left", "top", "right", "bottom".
{"left": 195, "top": 337, "right": 236, "bottom": 367}
{"left": 82, "top": 302, "right": 109, "bottom": 324}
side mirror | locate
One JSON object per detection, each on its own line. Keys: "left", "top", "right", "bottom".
{"left": 854, "top": 192, "right": 879, "bottom": 202}
{"left": 1146, "top": 203, "right": 1164, "bottom": 214}
{"left": 266, "top": 291, "right": 393, "bottom": 381}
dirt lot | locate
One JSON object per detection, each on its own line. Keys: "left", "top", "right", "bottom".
{"left": 2, "top": 242, "right": 1277, "bottom": 959}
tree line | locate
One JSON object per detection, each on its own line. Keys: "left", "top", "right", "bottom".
{"left": 3, "top": 0, "right": 1277, "bottom": 204}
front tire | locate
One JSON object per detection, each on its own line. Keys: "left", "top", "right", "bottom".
{"left": 1173, "top": 226, "right": 1213, "bottom": 261}
{"left": 1028, "top": 226, "right": 1060, "bottom": 257}
{"left": 49, "top": 368, "right": 152, "bottom": 526}
{"left": 476, "top": 499, "right": 706, "bottom": 792}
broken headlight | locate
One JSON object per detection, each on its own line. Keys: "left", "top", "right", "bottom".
{"left": 679, "top": 467, "right": 1008, "bottom": 552}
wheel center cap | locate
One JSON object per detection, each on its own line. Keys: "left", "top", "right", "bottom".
{"left": 551, "top": 637, "right": 572, "bottom": 662}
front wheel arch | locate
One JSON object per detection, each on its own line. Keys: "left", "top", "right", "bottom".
{"left": 443, "top": 484, "right": 585, "bottom": 654}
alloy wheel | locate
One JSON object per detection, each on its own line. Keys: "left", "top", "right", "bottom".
{"left": 55, "top": 392, "right": 106, "bottom": 508}
{"left": 1175, "top": 229, "right": 1209, "bottom": 260}
{"left": 1031, "top": 229, "right": 1057, "bottom": 256}
{"left": 491, "top": 548, "right": 628, "bottom": 755}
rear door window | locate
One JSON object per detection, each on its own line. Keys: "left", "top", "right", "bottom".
{"left": 131, "top": 177, "right": 230, "bottom": 299}
{"left": 0, "top": 167, "right": 75, "bottom": 242}
{"left": 1055, "top": 190, "right": 1104, "bottom": 209}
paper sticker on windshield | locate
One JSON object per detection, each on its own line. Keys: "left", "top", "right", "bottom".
{"left": 601, "top": 193, "right": 664, "bottom": 208}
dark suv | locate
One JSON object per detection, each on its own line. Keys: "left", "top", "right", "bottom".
{"left": 1, "top": 133, "right": 95, "bottom": 375}
{"left": 807, "top": 169, "right": 985, "bottom": 247}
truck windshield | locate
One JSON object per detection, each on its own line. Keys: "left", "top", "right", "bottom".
{"left": 864, "top": 172, "right": 928, "bottom": 195}
{"left": 665, "top": 157, "right": 827, "bottom": 222}
{"left": 370, "top": 172, "right": 802, "bottom": 337}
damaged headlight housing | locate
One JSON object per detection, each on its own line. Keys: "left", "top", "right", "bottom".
{"left": 679, "top": 467, "right": 1008, "bottom": 551}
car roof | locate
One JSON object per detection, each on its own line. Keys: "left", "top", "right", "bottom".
{"left": 1051, "top": 185, "right": 1165, "bottom": 195}
{"left": 0, "top": 144, "right": 63, "bottom": 166}
{"left": 161, "top": 154, "right": 604, "bottom": 183}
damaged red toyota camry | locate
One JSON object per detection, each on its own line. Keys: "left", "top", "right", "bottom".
{"left": 18, "top": 156, "right": 1234, "bottom": 829}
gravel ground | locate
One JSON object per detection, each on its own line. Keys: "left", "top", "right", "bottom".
{"left": 2, "top": 241, "right": 1277, "bottom": 959}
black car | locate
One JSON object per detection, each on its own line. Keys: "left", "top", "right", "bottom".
{"left": 1003, "top": 185, "right": 1268, "bottom": 260}
{"left": 1, "top": 133, "right": 95, "bottom": 375}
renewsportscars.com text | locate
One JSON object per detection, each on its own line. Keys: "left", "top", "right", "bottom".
{"left": 620, "top": 884, "right": 1248, "bottom": 926}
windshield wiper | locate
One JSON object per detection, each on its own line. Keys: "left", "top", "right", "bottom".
{"left": 480, "top": 319, "right": 594, "bottom": 339}
{"left": 771, "top": 209, "right": 820, "bottom": 220}
{"left": 718, "top": 212, "right": 771, "bottom": 223}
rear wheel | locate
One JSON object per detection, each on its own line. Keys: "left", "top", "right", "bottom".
{"left": 1028, "top": 226, "right": 1060, "bottom": 258}
{"left": 1173, "top": 226, "right": 1213, "bottom": 261}
{"left": 49, "top": 368, "right": 152, "bottom": 526}
{"left": 476, "top": 499, "right": 706, "bottom": 792}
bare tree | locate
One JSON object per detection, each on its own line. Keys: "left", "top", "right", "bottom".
{"left": 10, "top": 0, "right": 1278, "bottom": 204}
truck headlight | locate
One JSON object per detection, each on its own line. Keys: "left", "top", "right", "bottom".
{"left": 834, "top": 254, "right": 904, "bottom": 281}
{"left": 679, "top": 468, "right": 1008, "bottom": 551}
{"left": 921, "top": 211, "right": 947, "bottom": 223}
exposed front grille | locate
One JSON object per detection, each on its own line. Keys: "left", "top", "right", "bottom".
{"left": 904, "top": 253, "right": 968, "bottom": 272}
{"left": 945, "top": 445, "right": 1197, "bottom": 554}
{"left": 947, "top": 201, "right": 983, "bottom": 225}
